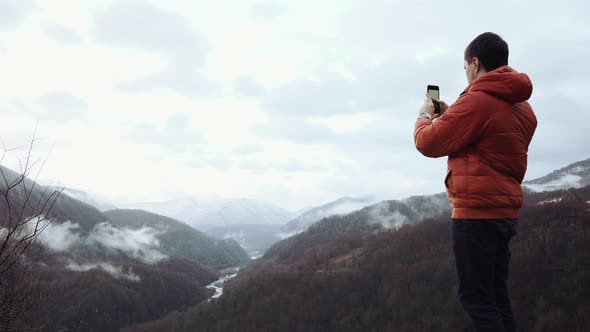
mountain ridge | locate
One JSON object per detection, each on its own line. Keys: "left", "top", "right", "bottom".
{"left": 524, "top": 157, "right": 590, "bottom": 192}
{"left": 123, "top": 184, "right": 590, "bottom": 332}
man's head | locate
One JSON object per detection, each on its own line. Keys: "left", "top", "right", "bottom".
{"left": 464, "top": 32, "right": 509, "bottom": 83}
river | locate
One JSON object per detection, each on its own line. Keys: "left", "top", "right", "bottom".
{"left": 206, "top": 266, "right": 241, "bottom": 300}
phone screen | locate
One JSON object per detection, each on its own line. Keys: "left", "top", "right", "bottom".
{"left": 427, "top": 86, "right": 440, "bottom": 100}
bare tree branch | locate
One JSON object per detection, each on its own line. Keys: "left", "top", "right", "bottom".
{"left": 0, "top": 134, "right": 62, "bottom": 329}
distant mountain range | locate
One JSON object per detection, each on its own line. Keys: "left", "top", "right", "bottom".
{"left": 124, "top": 161, "right": 590, "bottom": 332}
{"left": 280, "top": 195, "right": 379, "bottom": 237}
{"left": 523, "top": 157, "right": 590, "bottom": 192}
{"left": 7, "top": 157, "right": 590, "bottom": 331}
{"left": 38, "top": 157, "right": 590, "bottom": 262}
{"left": 191, "top": 198, "right": 296, "bottom": 229}
{"left": 119, "top": 194, "right": 227, "bottom": 225}
{"left": 201, "top": 196, "right": 380, "bottom": 257}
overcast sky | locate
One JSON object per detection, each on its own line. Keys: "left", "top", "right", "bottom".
{"left": 0, "top": 0, "right": 588, "bottom": 211}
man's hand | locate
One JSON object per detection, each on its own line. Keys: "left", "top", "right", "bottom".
{"left": 418, "top": 93, "right": 450, "bottom": 119}
{"left": 418, "top": 93, "right": 435, "bottom": 118}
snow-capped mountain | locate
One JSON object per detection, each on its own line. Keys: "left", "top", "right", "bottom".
{"left": 523, "top": 158, "right": 590, "bottom": 192}
{"left": 191, "top": 199, "right": 296, "bottom": 257}
{"left": 199, "top": 197, "right": 379, "bottom": 258}
{"left": 280, "top": 195, "right": 379, "bottom": 237}
{"left": 119, "top": 194, "right": 227, "bottom": 224}
{"left": 191, "top": 198, "right": 296, "bottom": 229}
{"left": 299, "top": 193, "right": 451, "bottom": 233}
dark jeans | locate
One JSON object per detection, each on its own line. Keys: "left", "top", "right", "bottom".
{"left": 452, "top": 219, "right": 518, "bottom": 332}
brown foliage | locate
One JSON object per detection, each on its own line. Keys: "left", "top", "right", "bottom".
{"left": 126, "top": 186, "right": 590, "bottom": 332}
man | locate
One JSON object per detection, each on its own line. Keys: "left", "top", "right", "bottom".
{"left": 414, "top": 32, "right": 537, "bottom": 332}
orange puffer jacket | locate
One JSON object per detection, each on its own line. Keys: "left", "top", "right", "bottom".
{"left": 414, "top": 66, "right": 537, "bottom": 219}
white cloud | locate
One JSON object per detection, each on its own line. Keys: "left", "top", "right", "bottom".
{"left": 87, "top": 222, "right": 168, "bottom": 264}
{"left": 43, "top": 24, "right": 83, "bottom": 45}
{"left": 33, "top": 219, "right": 167, "bottom": 265}
{"left": 250, "top": 2, "right": 287, "bottom": 20}
{"left": 0, "top": 0, "right": 36, "bottom": 30}
{"left": 122, "top": 113, "right": 206, "bottom": 153}
{"left": 66, "top": 260, "right": 141, "bottom": 282}
{"left": 234, "top": 76, "right": 266, "bottom": 97}
{"left": 117, "top": 64, "right": 219, "bottom": 97}
{"left": 367, "top": 202, "right": 408, "bottom": 229}
{"left": 232, "top": 144, "right": 262, "bottom": 155}
{"left": 0, "top": 0, "right": 588, "bottom": 212}
{"left": 37, "top": 220, "right": 80, "bottom": 251}
{"left": 91, "top": 0, "right": 208, "bottom": 60}
{"left": 309, "top": 113, "right": 376, "bottom": 134}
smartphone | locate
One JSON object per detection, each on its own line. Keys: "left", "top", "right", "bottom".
{"left": 427, "top": 85, "right": 441, "bottom": 114}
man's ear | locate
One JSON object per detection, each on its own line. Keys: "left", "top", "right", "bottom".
{"left": 472, "top": 57, "right": 480, "bottom": 73}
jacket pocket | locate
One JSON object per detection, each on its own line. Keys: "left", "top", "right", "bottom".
{"left": 444, "top": 170, "right": 455, "bottom": 195}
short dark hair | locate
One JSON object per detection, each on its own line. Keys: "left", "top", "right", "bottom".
{"left": 464, "top": 32, "right": 509, "bottom": 72}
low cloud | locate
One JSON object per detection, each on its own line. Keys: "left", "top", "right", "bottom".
{"left": 37, "top": 220, "right": 80, "bottom": 251}
{"left": 35, "top": 220, "right": 167, "bottom": 265}
{"left": 87, "top": 222, "right": 168, "bottom": 264}
{"left": 366, "top": 202, "right": 409, "bottom": 229}
{"left": 66, "top": 260, "right": 140, "bottom": 281}
{"left": 329, "top": 199, "right": 378, "bottom": 216}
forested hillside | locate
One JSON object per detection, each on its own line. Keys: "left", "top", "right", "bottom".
{"left": 125, "top": 186, "right": 590, "bottom": 332}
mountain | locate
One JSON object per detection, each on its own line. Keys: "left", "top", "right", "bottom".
{"left": 280, "top": 193, "right": 450, "bottom": 238}
{"left": 16, "top": 253, "right": 220, "bottom": 332}
{"left": 119, "top": 196, "right": 296, "bottom": 234}
{"left": 0, "top": 168, "right": 249, "bottom": 269}
{"left": 280, "top": 195, "right": 379, "bottom": 237}
{"left": 123, "top": 184, "right": 590, "bottom": 332}
{"left": 189, "top": 199, "right": 297, "bottom": 258}
{"left": 523, "top": 157, "right": 590, "bottom": 192}
{"left": 104, "top": 209, "right": 251, "bottom": 268}
{"left": 0, "top": 165, "right": 109, "bottom": 234}
{"left": 200, "top": 194, "right": 447, "bottom": 258}
{"left": 60, "top": 186, "right": 118, "bottom": 211}
{"left": 0, "top": 165, "right": 249, "bottom": 331}
{"left": 118, "top": 193, "right": 227, "bottom": 225}
{"left": 191, "top": 198, "right": 295, "bottom": 229}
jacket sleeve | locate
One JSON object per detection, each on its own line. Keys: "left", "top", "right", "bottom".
{"left": 414, "top": 93, "right": 492, "bottom": 158}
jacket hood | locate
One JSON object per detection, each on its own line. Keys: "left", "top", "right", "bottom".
{"left": 466, "top": 66, "right": 533, "bottom": 104}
